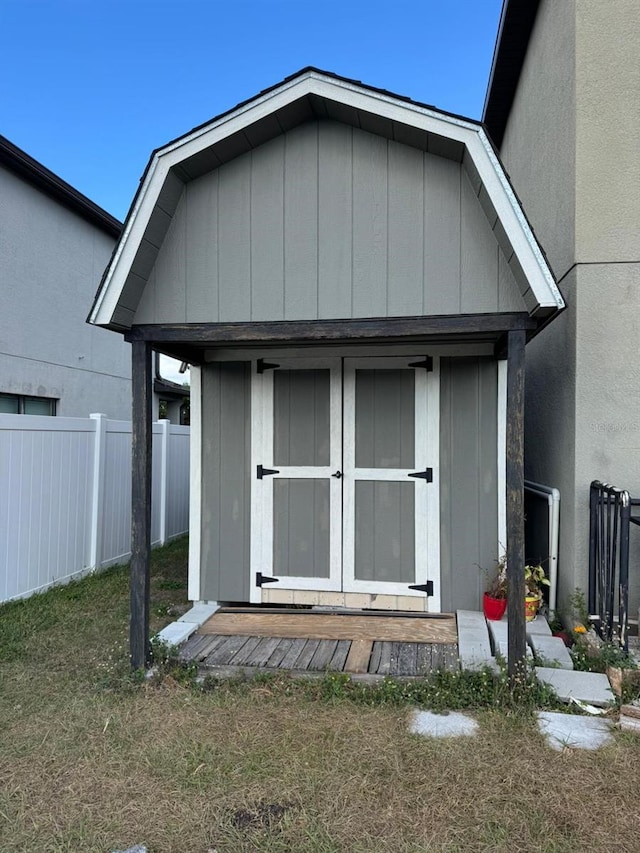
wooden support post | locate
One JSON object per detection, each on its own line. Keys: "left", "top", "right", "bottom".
{"left": 506, "top": 329, "right": 526, "bottom": 681}
{"left": 130, "top": 340, "right": 152, "bottom": 670}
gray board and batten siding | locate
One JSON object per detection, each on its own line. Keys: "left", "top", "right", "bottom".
{"left": 200, "top": 362, "right": 252, "bottom": 603}
{"left": 197, "top": 358, "right": 498, "bottom": 611}
{"left": 133, "top": 120, "right": 527, "bottom": 328}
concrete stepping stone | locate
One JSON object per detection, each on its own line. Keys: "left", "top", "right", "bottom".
{"left": 410, "top": 710, "right": 478, "bottom": 738}
{"left": 157, "top": 603, "right": 221, "bottom": 647}
{"left": 537, "top": 711, "right": 614, "bottom": 750}
{"left": 535, "top": 667, "right": 615, "bottom": 707}
{"left": 526, "top": 615, "right": 552, "bottom": 636}
{"left": 177, "top": 602, "right": 220, "bottom": 623}
{"left": 486, "top": 619, "right": 533, "bottom": 659}
{"left": 156, "top": 620, "right": 196, "bottom": 646}
{"left": 529, "top": 635, "right": 573, "bottom": 669}
{"left": 456, "top": 610, "right": 494, "bottom": 671}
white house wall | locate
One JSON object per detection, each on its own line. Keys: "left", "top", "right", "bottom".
{"left": 133, "top": 121, "right": 526, "bottom": 326}
{"left": 0, "top": 165, "right": 131, "bottom": 418}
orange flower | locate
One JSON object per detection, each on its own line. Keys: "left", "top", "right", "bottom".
{"left": 573, "top": 624, "right": 587, "bottom": 634}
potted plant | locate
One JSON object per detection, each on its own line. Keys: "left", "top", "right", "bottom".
{"left": 524, "top": 563, "right": 551, "bottom": 622}
{"left": 482, "top": 555, "right": 507, "bottom": 621}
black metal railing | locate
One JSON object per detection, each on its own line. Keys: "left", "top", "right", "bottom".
{"left": 588, "top": 481, "right": 632, "bottom": 651}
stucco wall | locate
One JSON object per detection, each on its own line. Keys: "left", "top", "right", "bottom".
{"left": 575, "top": 0, "right": 640, "bottom": 263}
{"left": 498, "top": 0, "right": 640, "bottom": 613}
{"left": 0, "top": 165, "right": 131, "bottom": 418}
{"left": 500, "top": 0, "right": 576, "bottom": 281}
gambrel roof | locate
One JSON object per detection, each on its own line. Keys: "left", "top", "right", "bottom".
{"left": 89, "top": 67, "right": 563, "bottom": 331}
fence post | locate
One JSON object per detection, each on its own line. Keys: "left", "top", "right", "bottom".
{"left": 158, "top": 418, "right": 170, "bottom": 545}
{"left": 88, "top": 413, "right": 107, "bottom": 570}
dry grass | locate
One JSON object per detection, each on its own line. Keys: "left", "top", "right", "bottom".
{"left": 2, "top": 539, "right": 640, "bottom": 852}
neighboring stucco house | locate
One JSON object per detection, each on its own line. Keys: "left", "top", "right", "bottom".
{"left": 0, "top": 136, "right": 131, "bottom": 418}
{"left": 89, "top": 69, "right": 564, "bottom": 664}
{"left": 484, "top": 0, "right": 640, "bottom": 614}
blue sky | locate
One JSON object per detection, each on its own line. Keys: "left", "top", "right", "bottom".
{"left": 2, "top": 0, "right": 503, "bottom": 382}
{"left": 1, "top": 0, "right": 503, "bottom": 222}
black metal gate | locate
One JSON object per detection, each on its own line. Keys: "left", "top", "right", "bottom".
{"left": 588, "top": 481, "right": 632, "bottom": 651}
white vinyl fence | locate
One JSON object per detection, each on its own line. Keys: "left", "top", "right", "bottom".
{"left": 0, "top": 413, "right": 190, "bottom": 603}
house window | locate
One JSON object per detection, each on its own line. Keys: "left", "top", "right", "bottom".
{"left": 0, "top": 393, "right": 57, "bottom": 416}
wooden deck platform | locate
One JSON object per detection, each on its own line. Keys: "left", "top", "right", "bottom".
{"left": 180, "top": 608, "right": 459, "bottom": 677}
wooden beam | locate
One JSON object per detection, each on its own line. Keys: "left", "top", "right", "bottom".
{"left": 124, "top": 313, "right": 536, "bottom": 346}
{"left": 130, "top": 340, "right": 152, "bottom": 669}
{"left": 506, "top": 329, "right": 526, "bottom": 679}
{"left": 151, "top": 343, "right": 205, "bottom": 365}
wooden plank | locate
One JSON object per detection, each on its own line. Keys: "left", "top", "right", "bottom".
{"left": 228, "top": 636, "right": 263, "bottom": 666}
{"left": 344, "top": 639, "right": 373, "bottom": 674}
{"left": 352, "top": 130, "right": 387, "bottom": 317}
{"left": 125, "top": 313, "right": 536, "bottom": 345}
{"left": 251, "top": 136, "right": 285, "bottom": 321}
{"left": 177, "top": 632, "right": 211, "bottom": 662}
{"left": 284, "top": 122, "right": 318, "bottom": 320}
{"left": 153, "top": 192, "right": 187, "bottom": 323}
{"left": 218, "top": 607, "right": 454, "bottom": 619}
{"left": 318, "top": 121, "right": 352, "bottom": 319}
{"left": 430, "top": 643, "right": 444, "bottom": 671}
{"left": 264, "top": 638, "right": 295, "bottom": 668}
{"left": 368, "top": 641, "right": 383, "bottom": 674}
{"left": 416, "top": 644, "right": 433, "bottom": 675}
{"left": 292, "top": 639, "right": 321, "bottom": 670}
{"left": 130, "top": 340, "right": 152, "bottom": 670}
{"left": 393, "top": 642, "right": 418, "bottom": 676}
{"left": 184, "top": 635, "right": 221, "bottom": 664}
{"left": 387, "top": 141, "right": 424, "bottom": 316}
{"left": 442, "top": 643, "right": 460, "bottom": 671}
{"left": 460, "top": 169, "right": 498, "bottom": 313}
{"left": 424, "top": 155, "right": 460, "bottom": 314}
{"left": 506, "top": 328, "right": 526, "bottom": 678}
{"left": 204, "top": 635, "right": 252, "bottom": 666}
{"left": 218, "top": 156, "right": 251, "bottom": 321}
{"left": 185, "top": 174, "right": 218, "bottom": 322}
{"left": 309, "top": 640, "right": 339, "bottom": 671}
{"left": 328, "top": 640, "right": 351, "bottom": 672}
{"left": 278, "top": 637, "right": 309, "bottom": 669}
{"left": 198, "top": 612, "right": 458, "bottom": 643}
{"left": 377, "top": 642, "right": 392, "bottom": 675}
{"left": 245, "top": 637, "right": 284, "bottom": 667}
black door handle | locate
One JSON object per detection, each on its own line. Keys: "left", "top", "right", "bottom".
{"left": 332, "top": 470, "right": 342, "bottom": 479}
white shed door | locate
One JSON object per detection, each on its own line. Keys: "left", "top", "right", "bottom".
{"left": 250, "top": 357, "right": 439, "bottom": 607}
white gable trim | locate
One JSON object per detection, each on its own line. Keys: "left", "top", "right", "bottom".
{"left": 89, "top": 70, "right": 563, "bottom": 328}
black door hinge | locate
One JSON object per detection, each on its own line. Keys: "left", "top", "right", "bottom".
{"left": 408, "top": 580, "right": 434, "bottom": 596}
{"left": 256, "top": 572, "right": 279, "bottom": 587}
{"left": 409, "top": 357, "right": 433, "bottom": 371}
{"left": 408, "top": 468, "right": 433, "bottom": 482}
{"left": 257, "top": 464, "right": 280, "bottom": 479}
{"left": 257, "top": 358, "right": 280, "bottom": 373}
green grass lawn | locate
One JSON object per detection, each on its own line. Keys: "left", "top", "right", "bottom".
{"left": 2, "top": 538, "right": 640, "bottom": 853}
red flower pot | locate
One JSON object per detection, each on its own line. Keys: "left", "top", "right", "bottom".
{"left": 483, "top": 592, "right": 507, "bottom": 621}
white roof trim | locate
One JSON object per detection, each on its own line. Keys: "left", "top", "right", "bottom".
{"left": 90, "top": 70, "right": 563, "bottom": 327}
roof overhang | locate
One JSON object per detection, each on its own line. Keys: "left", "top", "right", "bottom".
{"left": 483, "top": 0, "right": 541, "bottom": 148}
{"left": 89, "top": 67, "right": 563, "bottom": 332}
{"left": 0, "top": 135, "right": 122, "bottom": 238}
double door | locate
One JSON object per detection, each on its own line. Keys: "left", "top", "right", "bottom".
{"left": 251, "top": 357, "right": 439, "bottom": 607}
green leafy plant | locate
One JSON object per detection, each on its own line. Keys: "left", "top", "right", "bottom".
{"left": 567, "top": 586, "right": 590, "bottom": 629}
{"left": 524, "top": 563, "right": 551, "bottom": 599}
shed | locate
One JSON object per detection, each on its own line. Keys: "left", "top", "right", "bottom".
{"left": 89, "top": 68, "right": 564, "bottom": 669}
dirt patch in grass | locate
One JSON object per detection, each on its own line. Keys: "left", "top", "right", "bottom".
{"left": 2, "top": 537, "right": 640, "bottom": 852}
